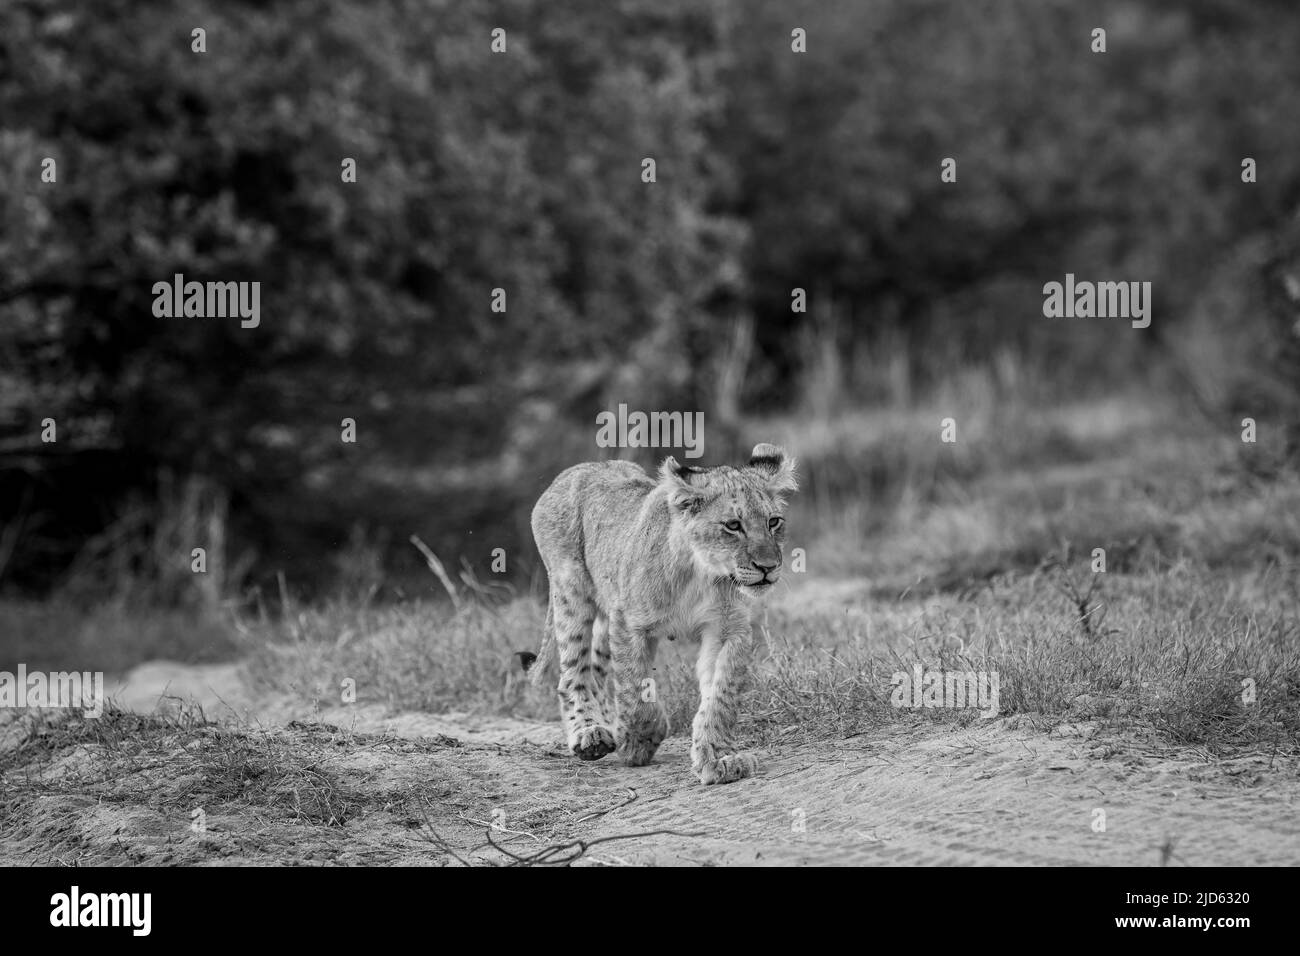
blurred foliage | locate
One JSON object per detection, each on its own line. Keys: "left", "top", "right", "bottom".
{"left": 0, "top": 0, "right": 739, "bottom": 591}
{"left": 1, "top": 0, "right": 1298, "bottom": 596}
{"left": 721, "top": 0, "right": 1300, "bottom": 391}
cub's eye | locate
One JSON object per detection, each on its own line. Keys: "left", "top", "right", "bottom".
{"left": 723, "top": 520, "right": 743, "bottom": 533}
{"left": 769, "top": 516, "right": 784, "bottom": 531}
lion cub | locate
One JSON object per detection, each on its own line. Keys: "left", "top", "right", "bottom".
{"left": 526, "top": 443, "right": 797, "bottom": 784}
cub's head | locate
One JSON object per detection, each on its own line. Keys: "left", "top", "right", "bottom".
{"left": 659, "top": 443, "right": 798, "bottom": 597}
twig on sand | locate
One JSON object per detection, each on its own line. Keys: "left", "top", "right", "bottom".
{"left": 484, "top": 826, "right": 707, "bottom": 867}
{"left": 415, "top": 799, "right": 472, "bottom": 866}
{"left": 573, "top": 787, "right": 638, "bottom": 823}
{"left": 461, "top": 814, "right": 541, "bottom": 841}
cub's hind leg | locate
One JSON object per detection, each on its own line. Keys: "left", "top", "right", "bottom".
{"left": 591, "top": 612, "right": 616, "bottom": 726}
{"left": 550, "top": 571, "right": 616, "bottom": 760}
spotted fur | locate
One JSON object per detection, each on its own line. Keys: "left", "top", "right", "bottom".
{"left": 528, "top": 443, "right": 797, "bottom": 784}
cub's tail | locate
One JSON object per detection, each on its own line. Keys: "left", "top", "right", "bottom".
{"left": 520, "top": 602, "right": 556, "bottom": 690}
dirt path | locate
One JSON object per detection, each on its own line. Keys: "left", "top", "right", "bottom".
{"left": 4, "top": 660, "right": 1291, "bottom": 866}
{"left": 566, "top": 728, "right": 1299, "bottom": 866}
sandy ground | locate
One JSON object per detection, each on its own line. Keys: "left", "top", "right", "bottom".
{"left": 3, "top": 659, "right": 1295, "bottom": 866}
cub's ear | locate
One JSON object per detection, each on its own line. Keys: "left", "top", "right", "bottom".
{"left": 748, "top": 443, "right": 798, "bottom": 494}
{"left": 660, "top": 455, "right": 705, "bottom": 513}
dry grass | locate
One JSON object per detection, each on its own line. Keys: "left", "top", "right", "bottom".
{"left": 742, "top": 562, "right": 1300, "bottom": 754}
{"left": 245, "top": 597, "right": 550, "bottom": 719}
{"left": 0, "top": 705, "right": 485, "bottom": 864}
{"left": 0, "top": 706, "right": 367, "bottom": 828}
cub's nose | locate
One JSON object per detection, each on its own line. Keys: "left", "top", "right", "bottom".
{"left": 752, "top": 560, "right": 779, "bottom": 576}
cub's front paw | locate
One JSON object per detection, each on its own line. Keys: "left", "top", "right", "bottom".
{"left": 618, "top": 708, "right": 669, "bottom": 767}
{"left": 571, "top": 725, "right": 617, "bottom": 761}
{"left": 694, "top": 751, "right": 758, "bottom": 785}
